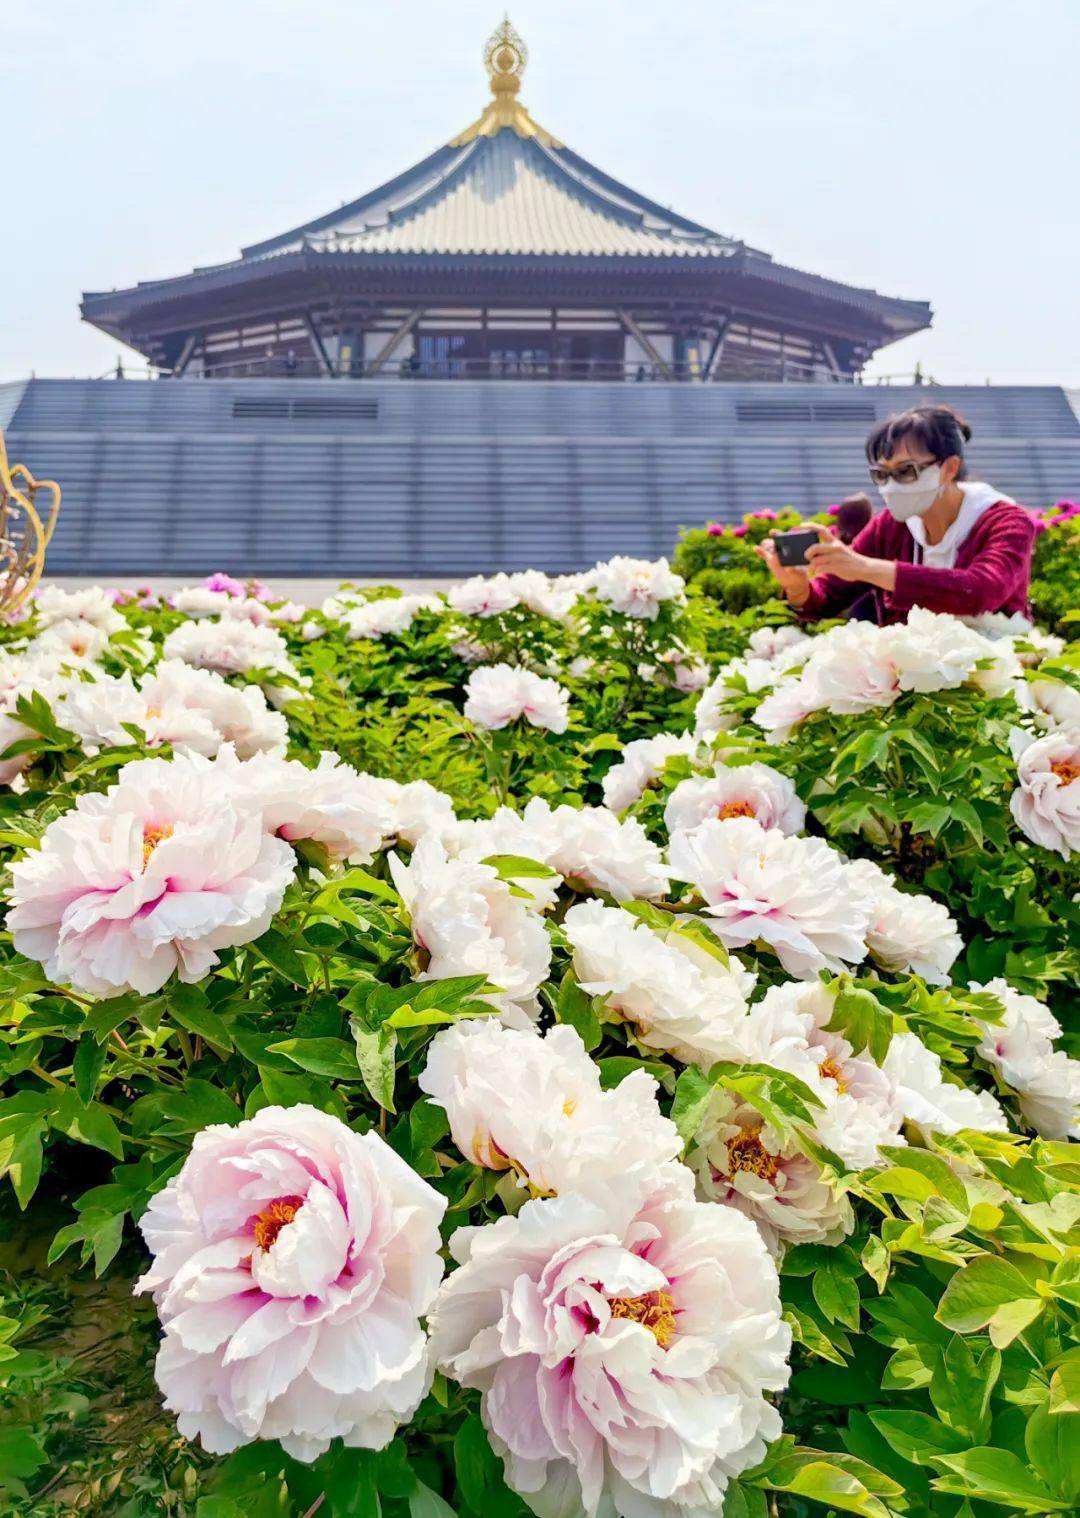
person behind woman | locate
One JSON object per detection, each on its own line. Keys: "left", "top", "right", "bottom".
{"left": 757, "top": 405, "right": 1035, "bottom": 624}
{"left": 832, "top": 492, "right": 874, "bottom": 545}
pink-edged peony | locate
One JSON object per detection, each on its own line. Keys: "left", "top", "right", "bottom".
{"left": 6, "top": 751, "right": 295, "bottom": 996}
{"left": 33, "top": 585, "right": 125, "bottom": 633}
{"left": 389, "top": 835, "right": 551, "bottom": 1024}
{"left": 448, "top": 807, "right": 562, "bottom": 912}
{"left": 447, "top": 574, "right": 520, "bottom": 617}
{"left": 668, "top": 817, "right": 871, "bottom": 978}
{"left": 687, "top": 1088, "right": 854, "bottom": 1255}
{"left": 139, "top": 659, "right": 288, "bottom": 758}
{"left": 429, "top": 1168, "right": 790, "bottom": 1518}
{"left": 664, "top": 761, "right": 806, "bottom": 837}
{"left": 1009, "top": 728, "right": 1080, "bottom": 858}
{"left": 463, "top": 664, "right": 569, "bottom": 734}
{"left": 882, "top": 1031, "right": 1007, "bottom": 1136}
{"left": 235, "top": 751, "right": 398, "bottom": 864}
{"left": 419, "top": 1020, "right": 681, "bottom": 1199}
{"left": 137, "top": 1104, "right": 446, "bottom": 1461}
{"left": 972, "top": 978, "right": 1080, "bottom": 1139}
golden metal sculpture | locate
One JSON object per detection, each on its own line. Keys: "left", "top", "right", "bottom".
{"left": 450, "top": 18, "right": 563, "bottom": 148}
{"left": 0, "top": 430, "right": 61, "bottom": 618}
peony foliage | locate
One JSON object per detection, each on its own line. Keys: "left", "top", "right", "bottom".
{"left": 0, "top": 567, "right": 1076, "bottom": 1518}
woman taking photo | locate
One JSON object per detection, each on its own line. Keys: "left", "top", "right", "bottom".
{"left": 757, "top": 405, "right": 1036, "bottom": 625}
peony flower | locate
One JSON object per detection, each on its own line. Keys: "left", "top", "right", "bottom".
{"left": 746, "top": 624, "right": 812, "bottom": 665}
{"left": 419, "top": 1021, "right": 680, "bottom": 1199}
{"left": 172, "top": 587, "right": 236, "bottom": 619}
{"left": 219, "top": 597, "right": 274, "bottom": 627}
{"left": 844, "top": 857, "right": 963, "bottom": 985}
{"left": 563, "top": 900, "right": 755, "bottom": 1068}
{"left": 751, "top": 675, "right": 821, "bottom": 743}
{"left": 235, "top": 751, "right": 398, "bottom": 864}
{"left": 163, "top": 619, "right": 298, "bottom": 680}
{"left": 882, "top": 1031, "right": 1007, "bottom": 1136}
{"left": 6, "top": 751, "right": 295, "bottom": 996}
{"left": 389, "top": 836, "right": 550, "bottom": 1024}
{"left": 448, "top": 807, "right": 562, "bottom": 912}
{"left": 463, "top": 664, "right": 569, "bottom": 734}
{"left": 33, "top": 585, "right": 125, "bottom": 633}
{"left": 601, "top": 732, "right": 697, "bottom": 812}
{"left": 54, "top": 672, "right": 148, "bottom": 751}
{"left": 591, "top": 555, "right": 684, "bottom": 620}
{"left": 972, "top": 978, "right": 1080, "bottom": 1139}
{"left": 202, "top": 572, "right": 248, "bottom": 597}
{"left": 137, "top": 1104, "right": 445, "bottom": 1461}
{"left": 639, "top": 649, "right": 710, "bottom": 692}
{"left": 688, "top": 1087, "right": 854, "bottom": 1254}
{"left": 27, "top": 619, "right": 111, "bottom": 668}
{"left": 343, "top": 595, "right": 440, "bottom": 641}
{"left": 1009, "top": 728, "right": 1080, "bottom": 858}
{"left": 694, "top": 659, "right": 777, "bottom": 742}
{"left": 429, "top": 1168, "right": 790, "bottom": 1518}
{"left": 664, "top": 761, "right": 806, "bottom": 837}
{"left": 800, "top": 623, "right": 899, "bottom": 714}
{"left": 522, "top": 798, "right": 669, "bottom": 900}
{"left": 748, "top": 981, "right": 905, "bottom": 1171}
{"left": 447, "top": 574, "right": 519, "bottom": 617}
{"left": 668, "top": 817, "right": 871, "bottom": 978}
{"left": 382, "top": 778, "right": 458, "bottom": 849}
{"left": 139, "top": 660, "right": 287, "bottom": 759}
{"left": 884, "top": 608, "right": 1014, "bottom": 695}
{"left": 1020, "top": 677, "right": 1080, "bottom": 731}
{"left": 506, "top": 569, "right": 576, "bottom": 621}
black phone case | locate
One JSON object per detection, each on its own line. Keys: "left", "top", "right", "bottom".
{"left": 774, "top": 530, "right": 819, "bottom": 568}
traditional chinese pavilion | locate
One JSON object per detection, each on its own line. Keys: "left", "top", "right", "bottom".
{"left": 80, "top": 22, "right": 931, "bottom": 384}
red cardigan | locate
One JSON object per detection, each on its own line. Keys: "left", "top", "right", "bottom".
{"left": 799, "top": 501, "right": 1036, "bottom": 624}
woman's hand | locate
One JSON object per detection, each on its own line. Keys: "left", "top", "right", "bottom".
{"left": 805, "top": 533, "right": 897, "bottom": 590}
{"left": 754, "top": 537, "right": 811, "bottom": 606}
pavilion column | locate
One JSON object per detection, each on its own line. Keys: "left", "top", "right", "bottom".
{"left": 616, "top": 310, "right": 674, "bottom": 380}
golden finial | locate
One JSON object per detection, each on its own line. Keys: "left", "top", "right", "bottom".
{"left": 0, "top": 432, "right": 60, "bottom": 619}
{"left": 484, "top": 17, "right": 527, "bottom": 97}
{"left": 450, "top": 18, "right": 562, "bottom": 148}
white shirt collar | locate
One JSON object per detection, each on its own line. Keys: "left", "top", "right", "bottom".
{"left": 908, "top": 482, "right": 1013, "bottom": 567}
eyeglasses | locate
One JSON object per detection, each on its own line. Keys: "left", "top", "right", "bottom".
{"left": 868, "top": 458, "right": 940, "bottom": 487}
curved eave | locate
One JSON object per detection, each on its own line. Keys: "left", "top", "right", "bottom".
{"left": 82, "top": 246, "right": 928, "bottom": 335}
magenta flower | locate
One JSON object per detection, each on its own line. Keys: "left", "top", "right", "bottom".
{"left": 203, "top": 572, "right": 247, "bottom": 597}
{"left": 732, "top": 525, "right": 748, "bottom": 538}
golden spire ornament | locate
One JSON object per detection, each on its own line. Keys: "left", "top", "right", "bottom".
{"left": 450, "top": 18, "right": 562, "bottom": 148}
{"left": 0, "top": 431, "right": 61, "bottom": 619}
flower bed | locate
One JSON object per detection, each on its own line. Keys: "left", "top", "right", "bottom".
{"left": 0, "top": 563, "right": 1077, "bottom": 1517}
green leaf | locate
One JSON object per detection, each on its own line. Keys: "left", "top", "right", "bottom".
{"left": 51, "top": 1092, "right": 124, "bottom": 1159}
{"left": 72, "top": 1035, "right": 107, "bottom": 1105}
{"left": 168, "top": 982, "right": 233, "bottom": 1049}
{"left": 408, "top": 1483, "right": 456, "bottom": 1518}
{"left": 870, "top": 1410, "right": 969, "bottom": 1466}
{"left": 268, "top": 1037, "right": 363, "bottom": 1082}
{"left": 929, "top": 1335, "right": 999, "bottom": 1442}
{"left": 989, "top": 1294, "right": 1046, "bottom": 1348}
{"left": 352, "top": 1022, "right": 397, "bottom": 1112}
{"left": 824, "top": 981, "right": 896, "bottom": 1063}
{"left": 754, "top": 1448, "right": 900, "bottom": 1518}
{"left": 1026, "top": 1405, "right": 1080, "bottom": 1504}
{"left": 936, "top": 1254, "right": 1040, "bottom": 1333}
{"left": 555, "top": 969, "right": 601, "bottom": 1051}
{"left": 454, "top": 1414, "right": 501, "bottom": 1510}
{"left": 0, "top": 1426, "right": 47, "bottom": 1484}
{"left": 0, "top": 1116, "right": 45, "bottom": 1207}
{"left": 1049, "top": 1348, "right": 1080, "bottom": 1414}
{"left": 671, "top": 1066, "right": 713, "bottom": 1146}
{"left": 812, "top": 1259, "right": 861, "bottom": 1329}
{"left": 931, "top": 1448, "right": 1060, "bottom": 1512}
{"left": 252, "top": 928, "right": 310, "bottom": 986}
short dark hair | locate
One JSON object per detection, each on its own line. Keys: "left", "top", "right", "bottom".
{"left": 865, "top": 405, "right": 972, "bottom": 481}
{"left": 834, "top": 493, "right": 874, "bottom": 542}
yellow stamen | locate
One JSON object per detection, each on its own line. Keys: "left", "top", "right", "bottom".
{"left": 609, "top": 1287, "right": 677, "bottom": 1347}
{"left": 562, "top": 1097, "right": 578, "bottom": 1117}
{"left": 1051, "top": 759, "right": 1080, "bottom": 786}
{"left": 726, "top": 1126, "right": 780, "bottom": 1184}
{"left": 717, "top": 799, "right": 757, "bottom": 821}
{"left": 253, "top": 1196, "right": 303, "bottom": 1252}
{"left": 142, "top": 823, "right": 174, "bottom": 866}
{"left": 818, "top": 1055, "right": 849, "bottom": 1094}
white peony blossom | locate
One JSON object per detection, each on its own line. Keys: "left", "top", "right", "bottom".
{"left": 163, "top": 619, "right": 298, "bottom": 680}
{"left": 972, "top": 978, "right": 1080, "bottom": 1139}
{"left": 664, "top": 761, "right": 806, "bottom": 837}
{"left": 844, "top": 857, "right": 963, "bottom": 985}
{"left": 6, "top": 751, "right": 295, "bottom": 996}
{"left": 137, "top": 1104, "right": 445, "bottom": 1461}
{"left": 419, "top": 1020, "right": 680, "bottom": 1199}
{"left": 1009, "top": 728, "right": 1080, "bottom": 858}
{"left": 669, "top": 817, "right": 871, "bottom": 978}
{"left": 389, "top": 836, "right": 550, "bottom": 1024}
{"left": 563, "top": 900, "right": 755, "bottom": 1068}
{"left": 463, "top": 664, "right": 569, "bottom": 734}
{"left": 695, "top": 658, "right": 776, "bottom": 741}
{"left": 429, "top": 1169, "right": 790, "bottom": 1518}
{"left": 233, "top": 750, "right": 399, "bottom": 864}
{"left": 601, "top": 732, "right": 697, "bottom": 812}
{"left": 522, "top": 797, "right": 669, "bottom": 900}
{"left": 34, "top": 585, "right": 124, "bottom": 633}
{"left": 591, "top": 555, "right": 684, "bottom": 620}
{"left": 448, "top": 806, "right": 562, "bottom": 912}
{"left": 746, "top": 624, "right": 812, "bottom": 665}
{"left": 139, "top": 659, "right": 287, "bottom": 758}
{"left": 343, "top": 595, "right": 440, "bottom": 641}
{"left": 882, "top": 1031, "right": 1007, "bottom": 1136}
{"left": 447, "top": 574, "right": 519, "bottom": 617}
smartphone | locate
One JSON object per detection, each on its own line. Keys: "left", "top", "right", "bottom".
{"left": 772, "top": 528, "right": 820, "bottom": 569}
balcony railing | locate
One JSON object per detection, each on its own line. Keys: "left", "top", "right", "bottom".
{"left": 191, "top": 354, "right": 859, "bottom": 384}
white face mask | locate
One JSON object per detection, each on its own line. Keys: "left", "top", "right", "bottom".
{"left": 878, "top": 464, "right": 943, "bottom": 521}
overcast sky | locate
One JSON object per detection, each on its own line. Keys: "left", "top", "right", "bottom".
{"left": 4, "top": 0, "right": 1077, "bottom": 385}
